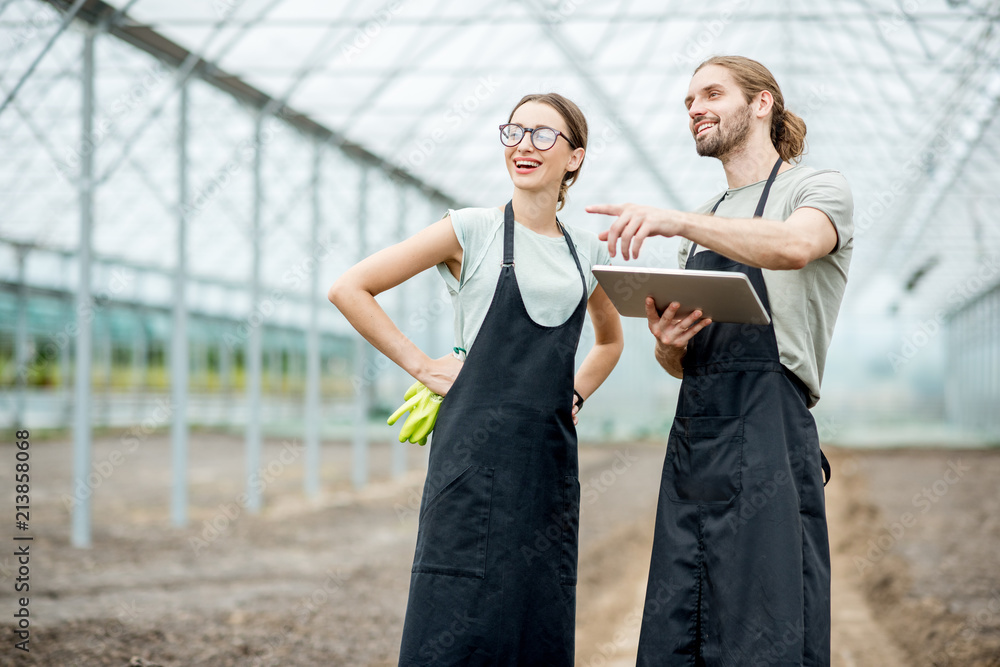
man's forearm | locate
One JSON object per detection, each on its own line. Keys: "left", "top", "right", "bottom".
{"left": 655, "top": 341, "right": 685, "bottom": 379}
{"left": 673, "top": 206, "right": 837, "bottom": 270}
{"left": 675, "top": 210, "right": 812, "bottom": 270}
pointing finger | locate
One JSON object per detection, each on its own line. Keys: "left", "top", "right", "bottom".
{"left": 586, "top": 203, "right": 624, "bottom": 216}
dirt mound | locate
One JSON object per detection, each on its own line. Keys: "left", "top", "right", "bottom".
{"left": 829, "top": 447, "right": 1000, "bottom": 667}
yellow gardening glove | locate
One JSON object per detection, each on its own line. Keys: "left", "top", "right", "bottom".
{"left": 387, "top": 381, "right": 443, "bottom": 445}
{"left": 386, "top": 381, "right": 426, "bottom": 426}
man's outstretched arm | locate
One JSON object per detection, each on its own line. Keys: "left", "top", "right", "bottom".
{"left": 588, "top": 203, "right": 838, "bottom": 270}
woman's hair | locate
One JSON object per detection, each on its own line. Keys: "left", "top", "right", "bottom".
{"left": 695, "top": 56, "right": 807, "bottom": 163}
{"left": 507, "top": 93, "right": 588, "bottom": 211}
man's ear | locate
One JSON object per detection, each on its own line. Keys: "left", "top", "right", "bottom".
{"left": 755, "top": 90, "right": 775, "bottom": 120}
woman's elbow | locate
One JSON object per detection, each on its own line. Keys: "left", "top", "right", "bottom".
{"left": 600, "top": 329, "right": 625, "bottom": 362}
{"left": 327, "top": 279, "right": 351, "bottom": 308}
{"left": 610, "top": 338, "right": 625, "bottom": 364}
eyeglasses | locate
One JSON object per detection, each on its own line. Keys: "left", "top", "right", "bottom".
{"left": 499, "top": 123, "right": 575, "bottom": 151}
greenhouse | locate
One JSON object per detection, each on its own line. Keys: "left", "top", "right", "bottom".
{"left": 1, "top": 0, "right": 998, "bottom": 664}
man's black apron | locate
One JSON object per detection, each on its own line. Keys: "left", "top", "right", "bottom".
{"left": 398, "top": 201, "right": 588, "bottom": 666}
{"left": 637, "top": 159, "right": 832, "bottom": 666}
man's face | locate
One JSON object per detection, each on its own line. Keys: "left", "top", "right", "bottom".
{"left": 685, "top": 65, "right": 754, "bottom": 159}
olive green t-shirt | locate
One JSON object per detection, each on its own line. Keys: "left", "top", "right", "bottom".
{"left": 678, "top": 165, "right": 854, "bottom": 407}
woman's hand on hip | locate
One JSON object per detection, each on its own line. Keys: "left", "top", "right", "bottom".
{"left": 419, "top": 354, "right": 464, "bottom": 396}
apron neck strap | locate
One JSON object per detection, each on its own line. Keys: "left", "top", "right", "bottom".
{"left": 695, "top": 156, "right": 784, "bottom": 257}
{"left": 502, "top": 201, "right": 515, "bottom": 267}
{"left": 502, "top": 200, "right": 588, "bottom": 301}
{"left": 754, "top": 156, "right": 784, "bottom": 218}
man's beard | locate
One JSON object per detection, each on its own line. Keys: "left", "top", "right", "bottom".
{"left": 695, "top": 104, "right": 753, "bottom": 159}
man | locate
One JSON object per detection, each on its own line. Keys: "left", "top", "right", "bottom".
{"left": 588, "top": 56, "right": 852, "bottom": 666}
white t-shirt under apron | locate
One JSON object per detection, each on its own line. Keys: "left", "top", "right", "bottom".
{"left": 436, "top": 207, "right": 610, "bottom": 355}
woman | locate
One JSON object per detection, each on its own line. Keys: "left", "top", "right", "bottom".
{"left": 329, "top": 92, "right": 622, "bottom": 665}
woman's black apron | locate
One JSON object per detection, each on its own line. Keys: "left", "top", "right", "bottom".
{"left": 637, "top": 159, "right": 832, "bottom": 666}
{"left": 398, "top": 201, "right": 588, "bottom": 666}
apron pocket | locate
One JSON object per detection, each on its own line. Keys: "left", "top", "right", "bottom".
{"left": 413, "top": 465, "right": 494, "bottom": 579}
{"left": 664, "top": 415, "right": 744, "bottom": 505}
{"left": 560, "top": 476, "right": 581, "bottom": 586}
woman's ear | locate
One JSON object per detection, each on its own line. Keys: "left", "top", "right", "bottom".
{"left": 565, "top": 147, "right": 585, "bottom": 173}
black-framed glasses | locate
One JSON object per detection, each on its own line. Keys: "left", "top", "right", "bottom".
{"left": 499, "top": 123, "right": 574, "bottom": 151}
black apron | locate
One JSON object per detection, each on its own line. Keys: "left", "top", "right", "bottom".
{"left": 637, "top": 159, "right": 832, "bottom": 666}
{"left": 398, "top": 201, "right": 588, "bottom": 666}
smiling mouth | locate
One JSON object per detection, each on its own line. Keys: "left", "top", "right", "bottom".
{"left": 514, "top": 159, "right": 541, "bottom": 171}
{"left": 695, "top": 121, "right": 718, "bottom": 138}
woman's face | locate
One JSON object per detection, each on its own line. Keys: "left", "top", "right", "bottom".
{"left": 504, "top": 101, "right": 584, "bottom": 197}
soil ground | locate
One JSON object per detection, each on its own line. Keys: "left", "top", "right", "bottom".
{"left": 1, "top": 433, "right": 998, "bottom": 666}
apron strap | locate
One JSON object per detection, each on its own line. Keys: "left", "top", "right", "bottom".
{"left": 688, "top": 156, "right": 783, "bottom": 258}
{"left": 502, "top": 201, "right": 515, "bottom": 267}
{"left": 754, "top": 156, "right": 783, "bottom": 218}
{"left": 557, "top": 221, "right": 589, "bottom": 304}
{"left": 502, "top": 200, "right": 588, "bottom": 304}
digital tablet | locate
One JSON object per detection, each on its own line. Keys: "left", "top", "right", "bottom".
{"left": 591, "top": 265, "right": 770, "bottom": 325}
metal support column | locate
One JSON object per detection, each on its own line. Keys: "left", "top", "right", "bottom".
{"left": 14, "top": 246, "right": 28, "bottom": 427}
{"left": 352, "top": 167, "right": 370, "bottom": 490}
{"left": 246, "top": 117, "right": 265, "bottom": 513}
{"left": 171, "top": 80, "right": 190, "bottom": 527}
{"left": 220, "top": 330, "right": 232, "bottom": 394}
{"left": 304, "top": 143, "right": 322, "bottom": 499}
{"left": 60, "top": 298, "right": 72, "bottom": 427}
{"left": 99, "top": 319, "right": 111, "bottom": 426}
{"left": 72, "top": 28, "right": 95, "bottom": 548}
{"left": 391, "top": 187, "right": 408, "bottom": 478}
{"left": 131, "top": 310, "right": 146, "bottom": 422}
{"left": 270, "top": 347, "right": 281, "bottom": 393}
